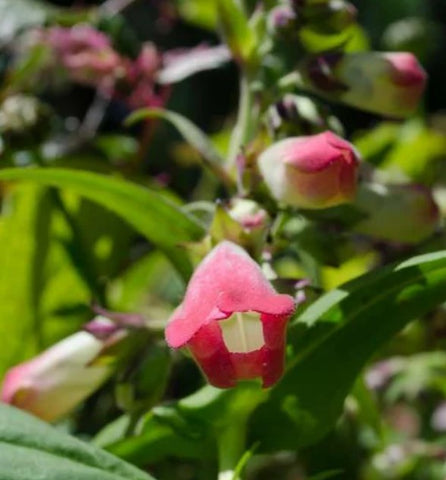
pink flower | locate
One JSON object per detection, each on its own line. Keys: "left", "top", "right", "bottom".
{"left": 44, "top": 26, "right": 122, "bottom": 87}
{"left": 134, "top": 43, "right": 162, "bottom": 79}
{"left": 257, "top": 131, "right": 359, "bottom": 209}
{"left": 1, "top": 320, "right": 118, "bottom": 422}
{"left": 303, "top": 51, "right": 427, "bottom": 117}
{"left": 165, "top": 242, "right": 295, "bottom": 388}
{"left": 117, "top": 43, "right": 165, "bottom": 109}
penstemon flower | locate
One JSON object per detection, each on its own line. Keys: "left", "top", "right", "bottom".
{"left": 165, "top": 242, "right": 295, "bottom": 388}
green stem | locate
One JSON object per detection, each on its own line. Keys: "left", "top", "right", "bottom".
{"left": 228, "top": 71, "right": 254, "bottom": 170}
{"left": 217, "top": 421, "right": 247, "bottom": 480}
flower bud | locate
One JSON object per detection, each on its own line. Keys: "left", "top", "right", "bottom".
{"left": 1, "top": 320, "right": 119, "bottom": 422}
{"left": 228, "top": 199, "right": 270, "bottom": 232}
{"left": 302, "top": 51, "right": 427, "bottom": 117}
{"left": 257, "top": 131, "right": 359, "bottom": 209}
{"left": 353, "top": 183, "right": 439, "bottom": 243}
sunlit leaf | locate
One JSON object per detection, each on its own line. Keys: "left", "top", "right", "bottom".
{"left": 250, "top": 251, "right": 446, "bottom": 450}
{"left": 0, "top": 185, "right": 51, "bottom": 374}
{"left": 0, "top": 168, "right": 205, "bottom": 280}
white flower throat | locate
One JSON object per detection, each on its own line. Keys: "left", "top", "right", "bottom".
{"left": 219, "top": 312, "right": 264, "bottom": 353}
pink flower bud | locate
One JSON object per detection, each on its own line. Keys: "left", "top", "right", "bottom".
{"left": 165, "top": 242, "right": 295, "bottom": 388}
{"left": 1, "top": 323, "right": 116, "bottom": 422}
{"left": 257, "top": 131, "right": 359, "bottom": 209}
{"left": 353, "top": 183, "right": 439, "bottom": 244}
{"left": 304, "top": 51, "right": 427, "bottom": 117}
{"left": 228, "top": 199, "right": 270, "bottom": 232}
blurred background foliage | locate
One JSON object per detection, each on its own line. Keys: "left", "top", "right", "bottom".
{"left": 2, "top": 0, "right": 446, "bottom": 479}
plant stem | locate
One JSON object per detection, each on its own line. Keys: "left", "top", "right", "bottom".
{"left": 217, "top": 421, "right": 247, "bottom": 480}
{"left": 228, "top": 71, "right": 254, "bottom": 170}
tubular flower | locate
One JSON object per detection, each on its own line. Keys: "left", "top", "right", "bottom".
{"left": 303, "top": 51, "right": 427, "bottom": 117}
{"left": 257, "top": 131, "right": 359, "bottom": 209}
{"left": 165, "top": 242, "right": 295, "bottom": 388}
{"left": 1, "top": 320, "right": 118, "bottom": 422}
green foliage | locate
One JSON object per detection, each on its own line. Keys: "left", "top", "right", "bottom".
{"left": 0, "top": 168, "right": 205, "bottom": 280}
{"left": 216, "top": 0, "right": 258, "bottom": 66}
{"left": 0, "top": 404, "right": 155, "bottom": 480}
{"left": 174, "top": 0, "right": 218, "bottom": 30}
{"left": 1, "top": 1, "right": 446, "bottom": 479}
{"left": 0, "top": 185, "right": 52, "bottom": 374}
{"left": 251, "top": 251, "right": 446, "bottom": 450}
{"left": 126, "top": 108, "right": 231, "bottom": 186}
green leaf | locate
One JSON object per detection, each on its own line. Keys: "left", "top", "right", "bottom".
{"left": 216, "top": 0, "right": 258, "bottom": 65}
{"left": 109, "top": 251, "right": 184, "bottom": 311}
{"left": 0, "top": 168, "right": 205, "bottom": 280}
{"left": 105, "top": 415, "right": 205, "bottom": 466}
{"left": 0, "top": 185, "right": 52, "bottom": 374}
{"left": 105, "top": 384, "right": 266, "bottom": 466}
{"left": 250, "top": 251, "right": 446, "bottom": 450}
{"left": 174, "top": 0, "right": 218, "bottom": 30}
{"left": 126, "top": 108, "right": 232, "bottom": 187}
{"left": 0, "top": 404, "right": 156, "bottom": 480}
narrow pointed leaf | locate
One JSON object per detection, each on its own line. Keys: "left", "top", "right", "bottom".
{"left": 126, "top": 108, "right": 232, "bottom": 186}
{"left": 250, "top": 251, "right": 446, "bottom": 449}
{"left": 0, "top": 168, "right": 205, "bottom": 280}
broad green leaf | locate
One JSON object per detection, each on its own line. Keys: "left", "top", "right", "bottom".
{"left": 41, "top": 192, "right": 136, "bottom": 345}
{"left": 105, "top": 384, "right": 265, "bottom": 467}
{"left": 109, "top": 251, "right": 184, "bottom": 312}
{"left": 0, "top": 168, "right": 205, "bottom": 280}
{"left": 126, "top": 108, "right": 232, "bottom": 187}
{"left": 105, "top": 415, "right": 205, "bottom": 466}
{"left": 0, "top": 404, "right": 155, "bottom": 480}
{"left": 0, "top": 185, "right": 52, "bottom": 374}
{"left": 249, "top": 251, "right": 446, "bottom": 450}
